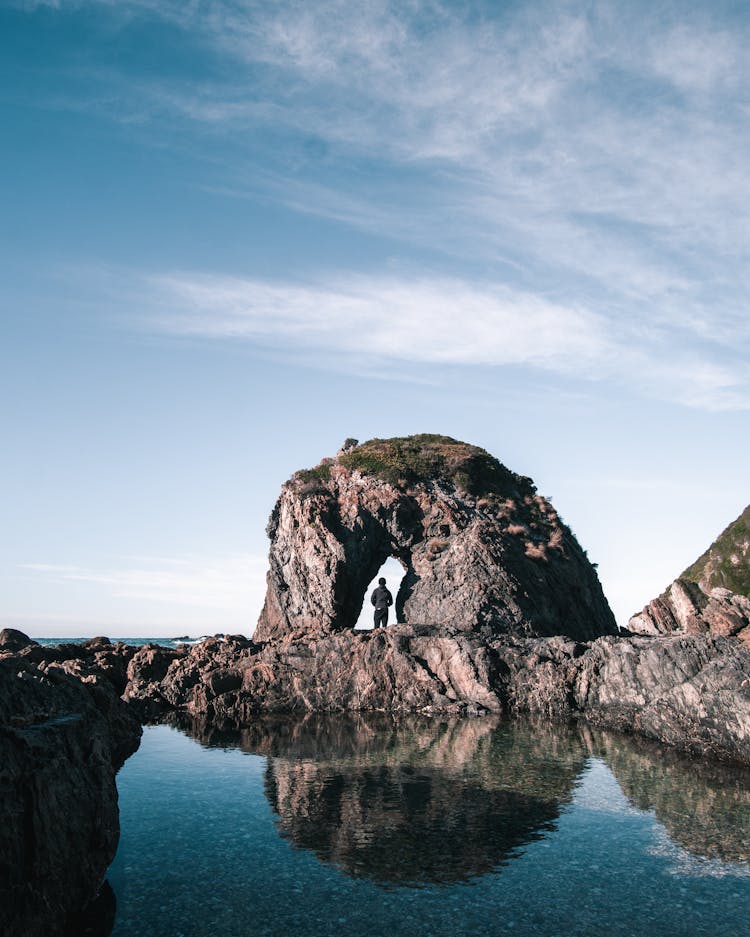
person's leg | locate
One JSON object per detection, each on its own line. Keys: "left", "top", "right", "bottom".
{"left": 374, "top": 608, "right": 387, "bottom": 629}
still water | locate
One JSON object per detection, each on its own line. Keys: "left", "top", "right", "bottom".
{"left": 108, "top": 716, "right": 750, "bottom": 937}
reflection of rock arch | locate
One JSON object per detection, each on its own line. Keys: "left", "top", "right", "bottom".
{"left": 255, "top": 715, "right": 587, "bottom": 886}
{"left": 256, "top": 437, "right": 616, "bottom": 642}
{"left": 265, "top": 763, "right": 572, "bottom": 885}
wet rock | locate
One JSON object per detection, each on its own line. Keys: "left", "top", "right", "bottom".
{"left": 0, "top": 652, "right": 141, "bottom": 937}
{"left": 256, "top": 435, "right": 616, "bottom": 643}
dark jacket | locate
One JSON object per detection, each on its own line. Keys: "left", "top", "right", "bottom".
{"left": 371, "top": 585, "right": 393, "bottom": 609}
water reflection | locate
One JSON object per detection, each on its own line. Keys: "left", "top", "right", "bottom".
{"left": 172, "top": 713, "right": 750, "bottom": 885}
{"left": 173, "top": 714, "right": 585, "bottom": 885}
{"left": 582, "top": 727, "right": 750, "bottom": 864}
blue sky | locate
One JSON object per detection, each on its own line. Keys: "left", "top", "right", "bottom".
{"left": 1, "top": 0, "right": 748, "bottom": 636}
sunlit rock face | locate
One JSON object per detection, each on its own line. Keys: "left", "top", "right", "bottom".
{"left": 629, "top": 505, "right": 750, "bottom": 645}
{"left": 255, "top": 435, "right": 617, "bottom": 643}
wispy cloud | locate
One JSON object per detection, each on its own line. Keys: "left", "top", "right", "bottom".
{"left": 22, "top": 1, "right": 750, "bottom": 409}
{"left": 120, "top": 266, "right": 745, "bottom": 410}
{"left": 148, "top": 271, "right": 611, "bottom": 371}
{"left": 22, "top": 553, "right": 267, "bottom": 614}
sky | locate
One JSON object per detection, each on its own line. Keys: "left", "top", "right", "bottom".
{"left": 1, "top": 0, "right": 748, "bottom": 637}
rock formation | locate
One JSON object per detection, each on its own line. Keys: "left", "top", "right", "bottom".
{"left": 629, "top": 505, "right": 750, "bottom": 644}
{"left": 109, "top": 625, "right": 750, "bottom": 765}
{"left": 0, "top": 630, "right": 141, "bottom": 937}
{"left": 256, "top": 435, "right": 617, "bottom": 643}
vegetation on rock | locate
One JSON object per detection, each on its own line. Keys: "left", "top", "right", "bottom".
{"left": 681, "top": 505, "right": 750, "bottom": 598}
{"left": 336, "top": 434, "right": 535, "bottom": 497}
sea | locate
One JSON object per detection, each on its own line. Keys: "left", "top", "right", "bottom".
{"left": 35, "top": 638, "right": 750, "bottom": 937}
{"left": 34, "top": 636, "right": 211, "bottom": 650}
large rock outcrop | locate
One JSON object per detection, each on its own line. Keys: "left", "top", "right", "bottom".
{"left": 629, "top": 505, "right": 750, "bottom": 644}
{"left": 0, "top": 630, "right": 141, "bottom": 937}
{"left": 256, "top": 435, "right": 617, "bottom": 643}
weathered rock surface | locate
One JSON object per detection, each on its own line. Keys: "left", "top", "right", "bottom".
{"left": 0, "top": 632, "right": 141, "bottom": 937}
{"left": 109, "top": 627, "right": 750, "bottom": 765}
{"left": 256, "top": 435, "right": 617, "bottom": 643}
{"left": 629, "top": 505, "right": 750, "bottom": 644}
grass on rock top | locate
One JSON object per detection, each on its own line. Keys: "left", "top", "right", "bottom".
{"left": 297, "top": 434, "right": 536, "bottom": 499}
{"left": 681, "top": 505, "right": 750, "bottom": 598}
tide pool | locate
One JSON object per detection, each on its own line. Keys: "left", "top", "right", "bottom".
{"left": 108, "top": 716, "right": 750, "bottom": 937}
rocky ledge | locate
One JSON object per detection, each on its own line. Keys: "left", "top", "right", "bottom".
{"left": 0, "top": 629, "right": 142, "bottom": 937}
{"left": 9, "top": 626, "right": 746, "bottom": 766}
{"left": 119, "top": 627, "right": 750, "bottom": 764}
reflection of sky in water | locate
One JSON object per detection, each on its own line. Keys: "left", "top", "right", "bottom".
{"left": 109, "top": 722, "right": 750, "bottom": 937}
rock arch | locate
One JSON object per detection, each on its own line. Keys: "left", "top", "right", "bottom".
{"left": 255, "top": 436, "right": 617, "bottom": 643}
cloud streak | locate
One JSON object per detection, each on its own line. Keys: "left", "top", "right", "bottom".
{"left": 22, "top": 553, "right": 268, "bottom": 613}
{"left": 116, "top": 266, "right": 745, "bottom": 411}
{"left": 23, "top": 1, "right": 750, "bottom": 409}
{"left": 149, "top": 271, "right": 611, "bottom": 371}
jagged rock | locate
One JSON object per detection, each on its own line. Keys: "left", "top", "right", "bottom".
{"left": 256, "top": 435, "right": 616, "bottom": 643}
{"left": 629, "top": 505, "right": 750, "bottom": 644}
{"left": 0, "top": 649, "right": 141, "bottom": 937}
{"left": 115, "top": 626, "right": 750, "bottom": 765}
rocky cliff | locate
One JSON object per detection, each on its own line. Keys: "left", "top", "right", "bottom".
{"left": 256, "top": 435, "right": 617, "bottom": 643}
{"left": 629, "top": 505, "right": 750, "bottom": 644}
{"left": 0, "top": 630, "right": 141, "bottom": 937}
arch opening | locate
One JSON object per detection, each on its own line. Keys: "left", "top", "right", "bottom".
{"left": 354, "top": 556, "right": 408, "bottom": 630}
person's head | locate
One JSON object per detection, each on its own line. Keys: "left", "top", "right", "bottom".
{"left": 378, "top": 577, "right": 386, "bottom": 585}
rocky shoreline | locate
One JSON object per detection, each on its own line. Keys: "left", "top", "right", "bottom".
{"left": 6, "top": 625, "right": 750, "bottom": 764}
{"left": 3, "top": 439, "right": 748, "bottom": 932}
{"left": 0, "top": 630, "right": 141, "bottom": 937}
{"left": 3, "top": 623, "right": 750, "bottom": 933}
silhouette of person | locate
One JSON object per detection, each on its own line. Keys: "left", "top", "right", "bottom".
{"left": 371, "top": 577, "right": 393, "bottom": 629}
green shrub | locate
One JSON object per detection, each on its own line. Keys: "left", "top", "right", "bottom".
{"left": 337, "top": 434, "right": 535, "bottom": 498}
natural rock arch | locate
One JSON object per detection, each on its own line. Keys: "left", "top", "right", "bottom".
{"left": 255, "top": 435, "right": 617, "bottom": 643}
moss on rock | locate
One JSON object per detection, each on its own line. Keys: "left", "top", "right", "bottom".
{"left": 681, "top": 505, "right": 750, "bottom": 598}
{"left": 337, "top": 434, "right": 535, "bottom": 498}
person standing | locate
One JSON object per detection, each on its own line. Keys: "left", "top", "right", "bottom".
{"left": 370, "top": 577, "right": 393, "bottom": 629}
